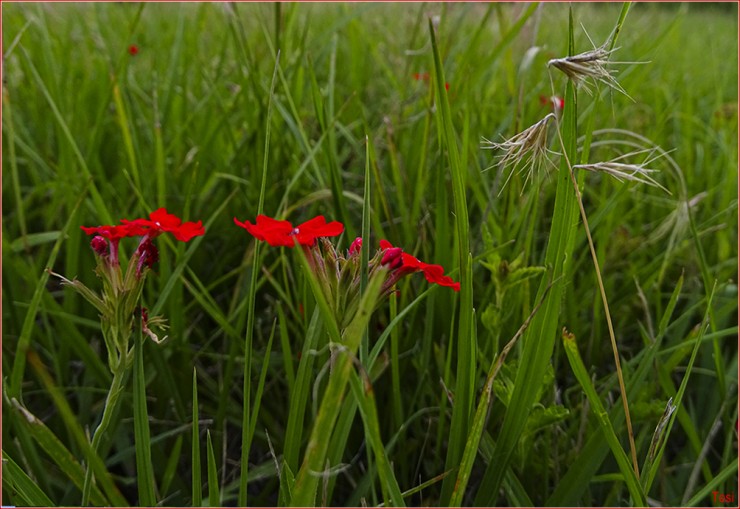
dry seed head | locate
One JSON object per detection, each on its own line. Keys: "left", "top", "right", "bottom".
{"left": 547, "top": 29, "right": 638, "bottom": 99}
{"left": 573, "top": 148, "right": 671, "bottom": 194}
{"left": 482, "top": 113, "right": 558, "bottom": 194}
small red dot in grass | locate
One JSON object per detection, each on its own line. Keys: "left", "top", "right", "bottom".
{"left": 128, "top": 45, "right": 139, "bottom": 56}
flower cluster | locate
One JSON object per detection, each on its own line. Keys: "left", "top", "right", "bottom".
{"left": 234, "top": 213, "right": 460, "bottom": 329}
{"left": 54, "top": 208, "right": 204, "bottom": 370}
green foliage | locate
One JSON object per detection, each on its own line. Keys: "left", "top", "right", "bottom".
{"left": 3, "top": 3, "right": 737, "bottom": 506}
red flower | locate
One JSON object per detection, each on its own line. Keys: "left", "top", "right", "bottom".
{"left": 539, "top": 94, "right": 564, "bottom": 110}
{"left": 128, "top": 44, "right": 139, "bottom": 56}
{"left": 123, "top": 208, "right": 205, "bottom": 242}
{"left": 234, "top": 214, "right": 344, "bottom": 247}
{"left": 80, "top": 223, "right": 149, "bottom": 240}
{"left": 379, "top": 240, "right": 460, "bottom": 291}
{"left": 413, "top": 72, "right": 450, "bottom": 92}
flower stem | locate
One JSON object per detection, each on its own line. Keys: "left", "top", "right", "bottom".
{"left": 554, "top": 123, "right": 640, "bottom": 479}
{"left": 81, "top": 358, "right": 129, "bottom": 505}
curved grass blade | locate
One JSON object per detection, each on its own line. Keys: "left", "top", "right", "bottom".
{"left": 9, "top": 182, "right": 89, "bottom": 398}
{"left": 349, "top": 370, "right": 405, "bottom": 507}
{"left": 428, "top": 20, "right": 475, "bottom": 503}
{"left": 4, "top": 400, "right": 107, "bottom": 506}
{"left": 290, "top": 271, "right": 386, "bottom": 507}
{"left": 1, "top": 450, "right": 54, "bottom": 506}
{"left": 562, "top": 329, "right": 647, "bottom": 506}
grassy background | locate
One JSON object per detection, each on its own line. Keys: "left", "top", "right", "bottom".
{"left": 3, "top": 2, "right": 737, "bottom": 506}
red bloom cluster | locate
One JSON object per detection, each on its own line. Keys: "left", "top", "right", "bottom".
{"left": 235, "top": 213, "right": 459, "bottom": 292}
{"left": 379, "top": 240, "right": 460, "bottom": 291}
{"left": 413, "top": 72, "right": 450, "bottom": 91}
{"left": 81, "top": 208, "right": 204, "bottom": 269}
{"left": 128, "top": 44, "right": 139, "bottom": 56}
{"left": 122, "top": 208, "right": 205, "bottom": 242}
{"left": 234, "top": 214, "right": 343, "bottom": 247}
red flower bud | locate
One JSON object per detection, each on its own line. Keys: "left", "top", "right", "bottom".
{"left": 349, "top": 237, "right": 363, "bottom": 256}
{"left": 135, "top": 238, "right": 159, "bottom": 277}
{"left": 381, "top": 247, "right": 403, "bottom": 269}
{"left": 90, "top": 236, "right": 108, "bottom": 257}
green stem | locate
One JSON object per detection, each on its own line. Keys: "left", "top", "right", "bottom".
{"left": 81, "top": 358, "right": 128, "bottom": 505}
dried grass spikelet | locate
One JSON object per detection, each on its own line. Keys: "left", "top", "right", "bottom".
{"left": 548, "top": 28, "right": 638, "bottom": 99}
{"left": 482, "top": 113, "right": 558, "bottom": 194}
{"left": 573, "top": 148, "right": 671, "bottom": 194}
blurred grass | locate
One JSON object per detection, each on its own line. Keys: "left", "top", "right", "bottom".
{"left": 2, "top": 2, "right": 737, "bottom": 506}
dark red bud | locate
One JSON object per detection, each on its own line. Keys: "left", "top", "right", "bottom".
{"left": 349, "top": 237, "right": 363, "bottom": 256}
{"left": 381, "top": 247, "right": 403, "bottom": 270}
{"left": 91, "top": 236, "right": 108, "bottom": 257}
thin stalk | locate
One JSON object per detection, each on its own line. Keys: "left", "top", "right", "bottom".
{"left": 554, "top": 124, "right": 640, "bottom": 479}
{"left": 81, "top": 358, "right": 128, "bottom": 505}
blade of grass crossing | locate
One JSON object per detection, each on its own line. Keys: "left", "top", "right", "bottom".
{"left": 474, "top": 9, "right": 581, "bottom": 504}
{"left": 6, "top": 400, "right": 108, "bottom": 505}
{"left": 192, "top": 369, "right": 202, "bottom": 507}
{"left": 238, "top": 50, "right": 280, "bottom": 507}
{"left": 428, "top": 20, "right": 475, "bottom": 504}
{"left": 349, "top": 371, "right": 405, "bottom": 507}
{"left": 561, "top": 329, "right": 647, "bottom": 506}
{"left": 1, "top": 451, "right": 54, "bottom": 506}
{"left": 134, "top": 327, "right": 157, "bottom": 506}
{"left": 291, "top": 271, "right": 386, "bottom": 506}
{"left": 642, "top": 282, "right": 717, "bottom": 495}
{"left": 10, "top": 183, "right": 89, "bottom": 398}
{"left": 359, "top": 135, "right": 372, "bottom": 364}
{"left": 160, "top": 435, "right": 183, "bottom": 498}
{"left": 280, "top": 309, "right": 323, "bottom": 499}
{"left": 207, "top": 430, "right": 220, "bottom": 506}
{"left": 26, "top": 351, "right": 127, "bottom": 506}
{"left": 18, "top": 46, "right": 112, "bottom": 225}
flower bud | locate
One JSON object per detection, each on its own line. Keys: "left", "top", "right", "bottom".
{"left": 135, "top": 238, "right": 159, "bottom": 277}
{"left": 381, "top": 247, "right": 403, "bottom": 270}
{"left": 349, "top": 237, "right": 363, "bottom": 256}
{"left": 90, "top": 236, "right": 108, "bottom": 257}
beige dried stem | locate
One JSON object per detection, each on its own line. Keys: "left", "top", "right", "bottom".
{"left": 482, "top": 113, "right": 558, "bottom": 194}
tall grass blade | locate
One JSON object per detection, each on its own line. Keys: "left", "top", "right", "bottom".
{"left": 133, "top": 326, "right": 157, "bottom": 506}
{"left": 428, "top": 19, "right": 474, "bottom": 504}
{"left": 9, "top": 183, "right": 88, "bottom": 398}
{"left": 192, "top": 369, "right": 202, "bottom": 507}
{"left": 562, "top": 329, "right": 647, "bottom": 506}
{"left": 291, "top": 271, "right": 386, "bottom": 506}
{"left": 238, "top": 50, "right": 281, "bottom": 507}
{"left": 642, "top": 282, "right": 717, "bottom": 495}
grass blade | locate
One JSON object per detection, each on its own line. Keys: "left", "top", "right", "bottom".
{"left": 192, "top": 368, "right": 202, "bottom": 507}
{"left": 562, "top": 328, "right": 647, "bottom": 506}
{"left": 238, "top": 50, "right": 281, "bottom": 507}
{"left": 428, "top": 19, "right": 474, "bottom": 504}
{"left": 291, "top": 270, "right": 386, "bottom": 506}
{"left": 1, "top": 450, "right": 54, "bottom": 506}
{"left": 9, "top": 183, "right": 89, "bottom": 398}
{"left": 642, "top": 282, "right": 717, "bottom": 495}
{"left": 207, "top": 430, "right": 220, "bottom": 506}
{"left": 349, "top": 370, "right": 405, "bottom": 507}
{"left": 134, "top": 326, "right": 157, "bottom": 506}
{"left": 474, "top": 9, "right": 581, "bottom": 503}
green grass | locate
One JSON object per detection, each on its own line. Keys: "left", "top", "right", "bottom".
{"left": 3, "top": 2, "right": 737, "bottom": 507}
